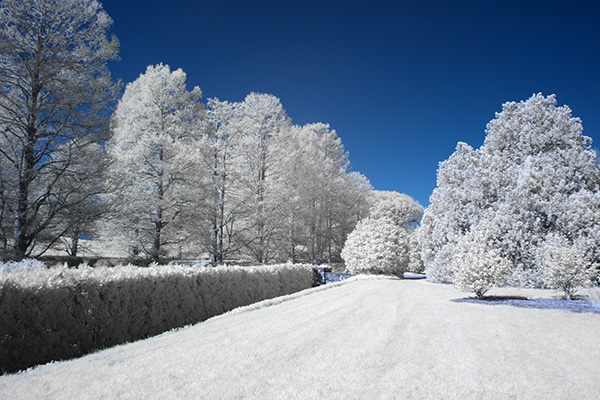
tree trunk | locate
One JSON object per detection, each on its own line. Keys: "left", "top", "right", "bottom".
{"left": 151, "top": 147, "right": 165, "bottom": 263}
{"left": 13, "top": 133, "right": 36, "bottom": 261}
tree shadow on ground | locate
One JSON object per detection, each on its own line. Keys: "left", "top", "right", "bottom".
{"left": 403, "top": 273, "right": 426, "bottom": 280}
{"left": 452, "top": 296, "right": 600, "bottom": 314}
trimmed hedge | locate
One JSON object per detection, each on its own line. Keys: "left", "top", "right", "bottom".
{"left": 0, "top": 263, "right": 313, "bottom": 374}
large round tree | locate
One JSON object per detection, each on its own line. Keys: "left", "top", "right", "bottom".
{"left": 421, "top": 93, "right": 600, "bottom": 287}
{"left": 342, "top": 191, "right": 422, "bottom": 276}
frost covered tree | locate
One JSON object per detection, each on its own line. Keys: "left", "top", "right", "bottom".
{"left": 368, "top": 190, "right": 424, "bottom": 272}
{"left": 450, "top": 221, "right": 512, "bottom": 298}
{"left": 293, "top": 123, "right": 351, "bottom": 263}
{"left": 106, "top": 64, "right": 205, "bottom": 262}
{"left": 407, "top": 229, "right": 424, "bottom": 274}
{"left": 200, "top": 98, "right": 242, "bottom": 263}
{"left": 483, "top": 94, "right": 600, "bottom": 283}
{"left": 275, "top": 123, "right": 370, "bottom": 263}
{"left": 419, "top": 142, "right": 487, "bottom": 283}
{"left": 342, "top": 190, "right": 421, "bottom": 276}
{"left": 341, "top": 217, "right": 410, "bottom": 276}
{"left": 421, "top": 93, "right": 600, "bottom": 286}
{"left": 0, "top": 0, "right": 119, "bottom": 259}
{"left": 368, "top": 190, "right": 423, "bottom": 228}
{"left": 274, "top": 124, "right": 313, "bottom": 262}
{"left": 537, "top": 234, "right": 593, "bottom": 300}
{"left": 233, "top": 93, "right": 290, "bottom": 263}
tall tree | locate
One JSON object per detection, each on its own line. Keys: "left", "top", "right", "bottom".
{"left": 201, "top": 98, "right": 243, "bottom": 263}
{"left": 106, "top": 64, "right": 205, "bottom": 262}
{"left": 0, "top": 0, "right": 119, "bottom": 259}
{"left": 419, "top": 142, "right": 484, "bottom": 283}
{"left": 275, "top": 123, "right": 369, "bottom": 264}
{"left": 420, "top": 94, "right": 600, "bottom": 286}
{"left": 45, "top": 142, "right": 109, "bottom": 257}
{"left": 234, "top": 93, "right": 290, "bottom": 263}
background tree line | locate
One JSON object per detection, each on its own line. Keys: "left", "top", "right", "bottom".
{"left": 105, "top": 64, "right": 373, "bottom": 264}
{"left": 0, "top": 0, "right": 375, "bottom": 264}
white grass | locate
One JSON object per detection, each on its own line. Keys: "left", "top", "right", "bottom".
{"left": 2, "top": 277, "right": 600, "bottom": 399}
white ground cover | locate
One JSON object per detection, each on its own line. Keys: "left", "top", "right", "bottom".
{"left": 1, "top": 277, "right": 600, "bottom": 399}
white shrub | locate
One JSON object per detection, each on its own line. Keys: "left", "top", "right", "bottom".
{"left": 341, "top": 217, "right": 409, "bottom": 277}
{"left": 0, "top": 258, "right": 47, "bottom": 273}
{"left": 537, "top": 234, "right": 593, "bottom": 300}
{"left": 451, "top": 223, "right": 512, "bottom": 298}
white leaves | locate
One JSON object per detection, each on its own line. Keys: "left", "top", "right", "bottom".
{"left": 342, "top": 191, "right": 422, "bottom": 277}
{"left": 421, "top": 93, "right": 600, "bottom": 288}
{"left": 537, "top": 234, "right": 593, "bottom": 300}
{"left": 106, "top": 64, "right": 205, "bottom": 259}
{"left": 451, "top": 221, "right": 512, "bottom": 298}
{"left": 341, "top": 217, "right": 410, "bottom": 276}
{"left": 368, "top": 190, "right": 423, "bottom": 228}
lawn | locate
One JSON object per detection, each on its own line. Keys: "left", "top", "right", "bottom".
{"left": 1, "top": 276, "right": 599, "bottom": 399}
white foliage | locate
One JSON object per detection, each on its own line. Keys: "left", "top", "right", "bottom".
{"left": 407, "top": 230, "right": 425, "bottom": 274}
{"left": 450, "top": 221, "right": 512, "bottom": 298}
{"left": 420, "top": 142, "right": 483, "bottom": 283}
{"left": 368, "top": 190, "right": 423, "bottom": 228}
{"left": 341, "top": 217, "right": 410, "bottom": 277}
{"left": 537, "top": 234, "right": 593, "bottom": 300}
{"left": 421, "top": 94, "right": 600, "bottom": 286}
{"left": 0, "top": 258, "right": 46, "bottom": 273}
{"left": 367, "top": 191, "right": 424, "bottom": 273}
{"left": 0, "top": 0, "right": 120, "bottom": 258}
{"left": 200, "top": 98, "right": 246, "bottom": 263}
{"left": 231, "top": 93, "right": 290, "bottom": 263}
{"left": 106, "top": 64, "right": 205, "bottom": 260}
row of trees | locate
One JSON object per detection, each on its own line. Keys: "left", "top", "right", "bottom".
{"left": 420, "top": 94, "right": 600, "bottom": 297}
{"left": 0, "top": 0, "right": 376, "bottom": 264}
{"left": 105, "top": 64, "right": 372, "bottom": 264}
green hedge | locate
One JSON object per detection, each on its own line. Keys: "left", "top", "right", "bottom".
{"left": 0, "top": 263, "right": 313, "bottom": 374}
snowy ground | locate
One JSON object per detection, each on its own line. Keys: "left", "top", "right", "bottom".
{"left": 2, "top": 276, "right": 600, "bottom": 399}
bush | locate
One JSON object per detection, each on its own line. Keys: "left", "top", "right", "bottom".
{"left": 0, "top": 258, "right": 47, "bottom": 273}
{"left": 0, "top": 261, "right": 314, "bottom": 374}
{"left": 538, "top": 234, "right": 593, "bottom": 300}
{"left": 451, "top": 223, "right": 512, "bottom": 298}
{"left": 341, "top": 217, "right": 409, "bottom": 277}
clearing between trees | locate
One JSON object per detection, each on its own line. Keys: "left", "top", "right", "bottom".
{"left": 1, "top": 277, "right": 599, "bottom": 399}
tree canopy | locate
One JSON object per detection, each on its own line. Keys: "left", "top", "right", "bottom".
{"left": 420, "top": 93, "right": 600, "bottom": 293}
{"left": 0, "top": 0, "right": 119, "bottom": 259}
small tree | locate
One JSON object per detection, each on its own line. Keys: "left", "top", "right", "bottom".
{"left": 451, "top": 222, "right": 512, "bottom": 298}
{"left": 538, "top": 234, "right": 593, "bottom": 300}
{"left": 341, "top": 217, "right": 410, "bottom": 277}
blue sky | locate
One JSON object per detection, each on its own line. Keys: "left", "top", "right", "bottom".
{"left": 100, "top": 0, "right": 600, "bottom": 207}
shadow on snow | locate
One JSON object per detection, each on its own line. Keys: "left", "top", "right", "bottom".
{"left": 452, "top": 296, "right": 600, "bottom": 314}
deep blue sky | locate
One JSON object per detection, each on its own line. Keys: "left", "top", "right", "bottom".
{"left": 100, "top": 0, "right": 600, "bottom": 207}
